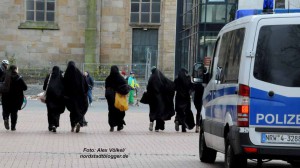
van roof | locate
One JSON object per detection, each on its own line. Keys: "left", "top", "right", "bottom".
{"left": 221, "top": 13, "right": 300, "bottom": 32}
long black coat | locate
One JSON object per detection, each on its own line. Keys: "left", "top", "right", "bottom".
{"left": 2, "top": 72, "right": 27, "bottom": 111}
{"left": 43, "top": 66, "right": 65, "bottom": 115}
{"left": 174, "top": 68, "right": 195, "bottom": 129}
{"left": 63, "top": 61, "right": 88, "bottom": 127}
{"left": 105, "top": 65, "right": 130, "bottom": 127}
{"left": 147, "top": 68, "right": 175, "bottom": 121}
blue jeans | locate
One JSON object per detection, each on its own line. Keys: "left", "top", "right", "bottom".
{"left": 87, "top": 89, "right": 92, "bottom": 104}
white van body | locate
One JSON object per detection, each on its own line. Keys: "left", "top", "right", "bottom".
{"left": 199, "top": 13, "right": 300, "bottom": 167}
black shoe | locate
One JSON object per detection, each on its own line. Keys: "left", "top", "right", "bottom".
{"left": 175, "top": 121, "right": 179, "bottom": 132}
{"left": 4, "top": 120, "right": 9, "bottom": 130}
{"left": 110, "top": 127, "right": 114, "bottom": 132}
{"left": 117, "top": 125, "right": 123, "bottom": 131}
{"left": 71, "top": 127, "right": 75, "bottom": 132}
{"left": 75, "top": 123, "right": 80, "bottom": 133}
{"left": 182, "top": 126, "right": 187, "bottom": 132}
{"left": 48, "top": 127, "right": 53, "bottom": 131}
{"left": 83, "top": 121, "right": 88, "bottom": 127}
{"left": 11, "top": 127, "right": 16, "bottom": 131}
{"left": 52, "top": 126, "right": 56, "bottom": 133}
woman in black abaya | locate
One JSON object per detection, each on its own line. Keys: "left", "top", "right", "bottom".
{"left": 2, "top": 65, "right": 27, "bottom": 131}
{"left": 43, "top": 66, "right": 65, "bottom": 132}
{"left": 64, "top": 61, "right": 88, "bottom": 133}
{"left": 147, "top": 67, "right": 175, "bottom": 132}
{"left": 174, "top": 68, "right": 195, "bottom": 132}
{"left": 105, "top": 65, "right": 130, "bottom": 132}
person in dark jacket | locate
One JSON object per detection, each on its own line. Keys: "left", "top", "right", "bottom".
{"left": 174, "top": 68, "right": 195, "bottom": 132}
{"left": 84, "top": 71, "right": 94, "bottom": 106}
{"left": 43, "top": 66, "right": 65, "bottom": 133}
{"left": 105, "top": 65, "right": 130, "bottom": 132}
{"left": 2, "top": 65, "right": 27, "bottom": 131}
{"left": 193, "top": 82, "right": 204, "bottom": 133}
{"left": 64, "top": 61, "right": 88, "bottom": 133}
{"left": 147, "top": 67, "right": 175, "bottom": 132}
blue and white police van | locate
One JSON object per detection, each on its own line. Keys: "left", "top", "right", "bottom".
{"left": 195, "top": 13, "right": 300, "bottom": 168}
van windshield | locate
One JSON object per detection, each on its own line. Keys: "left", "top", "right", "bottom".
{"left": 254, "top": 25, "right": 300, "bottom": 87}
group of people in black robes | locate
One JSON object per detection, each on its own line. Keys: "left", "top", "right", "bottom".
{"left": 43, "top": 61, "right": 88, "bottom": 133}
{"left": 141, "top": 66, "right": 204, "bottom": 133}
{"left": 1, "top": 62, "right": 204, "bottom": 133}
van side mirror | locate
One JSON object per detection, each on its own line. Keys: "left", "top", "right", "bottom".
{"left": 192, "top": 63, "right": 208, "bottom": 84}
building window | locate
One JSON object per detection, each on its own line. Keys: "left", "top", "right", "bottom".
{"left": 26, "top": 0, "right": 55, "bottom": 22}
{"left": 132, "top": 29, "right": 158, "bottom": 67}
{"left": 131, "top": 0, "right": 161, "bottom": 24}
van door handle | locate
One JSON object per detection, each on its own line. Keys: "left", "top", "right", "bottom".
{"left": 268, "top": 91, "right": 275, "bottom": 97}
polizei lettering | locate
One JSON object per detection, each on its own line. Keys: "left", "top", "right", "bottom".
{"left": 256, "top": 113, "right": 300, "bottom": 125}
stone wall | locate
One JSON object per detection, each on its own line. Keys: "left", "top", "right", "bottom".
{"left": 100, "top": 0, "right": 177, "bottom": 79}
{"left": 0, "top": 0, "right": 177, "bottom": 78}
{"left": 0, "top": 0, "right": 87, "bottom": 67}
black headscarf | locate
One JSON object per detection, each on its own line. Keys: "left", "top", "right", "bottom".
{"left": 47, "top": 66, "right": 64, "bottom": 98}
{"left": 105, "top": 65, "right": 127, "bottom": 92}
{"left": 64, "top": 61, "right": 86, "bottom": 96}
{"left": 175, "top": 68, "right": 192, "bottom": 98}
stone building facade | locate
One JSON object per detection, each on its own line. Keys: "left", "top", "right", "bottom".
{"left": 0, "top": 0, "right": 176, "bottom": 78}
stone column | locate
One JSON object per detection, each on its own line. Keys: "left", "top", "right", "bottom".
{"left": 85, "top": 0, "right": 97, "bottom": 67}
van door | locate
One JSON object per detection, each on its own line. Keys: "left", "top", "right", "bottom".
{"left": 202, "top": 38, "right": 220, "bottom": 149}
{"left": 248, "top": 17, "right": 300, "bottom": 146}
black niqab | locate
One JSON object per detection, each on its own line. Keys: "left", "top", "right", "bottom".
{"left": 64, "top": 61, "right": 86, "bottom": 97}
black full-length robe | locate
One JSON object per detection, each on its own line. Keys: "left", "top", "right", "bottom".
{"left": 43, "top": 66, "right": 65, "bottom": 128}
{"left": 2, "top": 67, "right": 27, "bottom": 127}
{"left": 105, "top": 65, "right": 130, "bottom": 128}
{"left": 64, "top": 61, "right": 88, "bottom": 127}
{"left": 174, "top": 68, "right": 195, "bottom": 130}
{"left": 147, "top": 68, "right": 175, "bottom": 130}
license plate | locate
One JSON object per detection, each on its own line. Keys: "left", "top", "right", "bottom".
{"left": 261, "top": 133, "right": 300, "bottom": 144}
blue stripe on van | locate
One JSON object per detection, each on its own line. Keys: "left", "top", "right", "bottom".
{"left": 203, "top": 86, "right": 237, "bottom": 105}
{"left": 249, "top": 88, "right": 300, "bottom": 126}
{"left": 202, "top": 86, "right": 238, "bottom": 122}
{"left": 202, "top": 86, "right": 300, "bottom": 127}
{"left": 205, "top": 105, "right": 237, "bottom": 122}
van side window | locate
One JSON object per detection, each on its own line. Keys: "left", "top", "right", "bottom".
{"left": 217, "top": 28, "right": 245, "bottom": 83}
{"left": 209, "top": 38, "right": 220, "bottom": 81}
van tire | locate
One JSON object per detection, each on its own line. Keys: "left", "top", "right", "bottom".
{"left": 289, "top": 160, "right": 300, "bottom": 167}
{"left": 225, "top": 137, "right": 247, "bottom": 168}
{"left": 199, "top": 131, "right": 217, "bottom": 163}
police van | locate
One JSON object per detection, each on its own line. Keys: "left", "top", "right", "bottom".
{"left": 194, "top": 13, "right": 300, "bottom": 168}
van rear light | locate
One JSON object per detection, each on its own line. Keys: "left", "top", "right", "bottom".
{"left": 237, "top": 84, "right": 250, "bottom": 127}
{"left": 239, "top": 84, "right": 250, "bottom": 97}
{"left": 237, "top": 105, "right": 249, "bottom": 127}
{"left": 243, "top": 147, "right": 258, "bottom": 153}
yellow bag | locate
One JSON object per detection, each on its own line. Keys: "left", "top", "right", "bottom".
{"left": 114, "top": 92, "right": 129, "bottom": 111}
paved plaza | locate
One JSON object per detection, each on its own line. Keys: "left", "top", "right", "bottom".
{"left": 0, "top": 100, "right": 293, "bottom": 168}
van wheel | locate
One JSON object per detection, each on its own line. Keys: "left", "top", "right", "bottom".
{"left": 199, "top": 131, "right": 217, "bottom": 163}
{"left": 225, "top": 138, "right": 247, "bottom": 168}
{"left": 289, "top": 160, "right": 300, "bottom": 167}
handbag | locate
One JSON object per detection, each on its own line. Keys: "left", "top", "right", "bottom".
{"left": 114, "top": 92, "right": 129, "bottom": 111}
{"left": 39, "top": 74, "right": 51, "bottom": 103}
